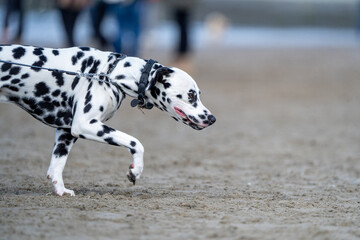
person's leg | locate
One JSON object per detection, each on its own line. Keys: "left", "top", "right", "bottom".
{"left": 175, "top": 8, "right": 189, "bottom": 57}
{"left": 14, "top": 0, "right": 24, "bottom": 42}
{"left": 91, "top": 1, "right": 108, "bottom": 47}
{"left": 60, "top": 8, "right": 79, "bottom": 46}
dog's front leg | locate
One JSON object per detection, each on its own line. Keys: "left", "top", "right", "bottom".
{"left": 71, "top": 119, "right": 144, "bottom": 184}
{"left": 47, "top": 128, "right": 77, "bottom": 196}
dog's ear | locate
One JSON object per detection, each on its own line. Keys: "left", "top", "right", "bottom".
{"left": 146, "top": 67, "right": 174, "bottom": 91}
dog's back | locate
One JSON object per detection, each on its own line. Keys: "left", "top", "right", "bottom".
{"left": 0, "top": 45, "right": 114, "bottom": 128}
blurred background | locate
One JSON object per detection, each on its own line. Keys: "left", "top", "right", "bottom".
{"left": 0, "top": 0, "right": 359, "bottom": 62}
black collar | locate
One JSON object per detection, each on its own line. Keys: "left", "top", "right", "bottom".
{"left": 130, "top": 59, "right": 157, "bottom": 109}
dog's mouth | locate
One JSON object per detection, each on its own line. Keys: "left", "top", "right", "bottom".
{"left": 174, "top": 107, "right": 207, "bottom": 130}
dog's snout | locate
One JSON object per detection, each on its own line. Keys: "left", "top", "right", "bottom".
{"left": 208, "top": 115, "right": 216, "bottom": 125}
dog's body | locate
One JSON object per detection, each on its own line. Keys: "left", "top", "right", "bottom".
{"left": 0, "top": 44, "right": 215, "bottom": 196}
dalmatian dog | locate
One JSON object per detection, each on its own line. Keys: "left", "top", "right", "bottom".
{"left": 0, "top": 44, "right": 216, "bottom": 196}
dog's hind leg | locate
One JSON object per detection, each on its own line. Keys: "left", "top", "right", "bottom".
{"left": 47, "top": 128, "right": 78, "bottom": 196}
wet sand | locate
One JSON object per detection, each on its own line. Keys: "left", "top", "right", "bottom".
{"left": 0, "top": 47, "right": 359, "bottom": 240}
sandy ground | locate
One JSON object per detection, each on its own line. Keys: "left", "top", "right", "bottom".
{"left": 0, "top": 47, "right": 360, "bottom": 240}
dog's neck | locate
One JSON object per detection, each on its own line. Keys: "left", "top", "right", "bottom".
{"left": 111, "top": 57, "right": 157, "bottom": 103}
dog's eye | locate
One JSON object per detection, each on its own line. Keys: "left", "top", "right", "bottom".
{"left": 188, "top": 92, "right": 197, "bottom": 103}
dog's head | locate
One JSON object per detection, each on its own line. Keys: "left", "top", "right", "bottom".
{"left": 146, "top": 66, "right": 216, "bottom": 130}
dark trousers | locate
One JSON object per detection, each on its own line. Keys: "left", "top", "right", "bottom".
{"left": 3, "top": 0, "right": 24, "bottom": 40}
{"left": 59, "top": 8, "right": 80, "bottom": 47}
{"left": 175, "top": 8, "right": 189, "bottom": 56}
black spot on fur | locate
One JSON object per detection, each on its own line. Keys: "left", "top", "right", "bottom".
{"left": 89, "top": 60, "right": 101, "bottom": 74}
{"left": 22, "top": 97, "right": 37, "bottom": 109}
{"left": 79, "top": 47, "right": 90, "bottom": 51}
{"left": 71, "top": 51, "right": 85, "bottom": 65}
{"left": 83, "top": 104, "right": 92, "bottom": 113}
{"left": 3, "top": 85, "right": 19, "bottom": 92}
{"left": 54, "top": 143, "right": 68, "bottom": 157}
{"left": 160, "top": 101, "right": 167, "bottom": 111}
{"left": 72, "top": 102, "right": 77, "bottom": 115}
{"left": 52, "top": 71, "right": 64, "bottom": 87}
{"left": 71, "top": 77, "right": 80, "bottom": 90}
{"left": 34, "top": 82, "right": 50, "bottom": 97}
{"left": 38, "top": 101, "right": 55, "bottom": 111}
{"left": 1, "top": 63, "right": 12, "bottom": 72}
{"left": 115, "top": 75, "right": 125, "bottom": 80}
{"left": 90, "top": 119, "right": 98, "bottom": 124}
{"left": 87, "top": 56, "right": 94, "bottom": 67}
{"left": 130, "top": 141, "right": 136, "bottom": 147}
{"left": 68, "top": 96, "right": 74, "bottom": 107}
{"left": 52, "top": 89, "right": 61, "bottom": 97}
{"left": 55, "top": 119, "right": 64, "bottom": 126}
{"left": 85, "top": 91, "right": 92, "bottom": 105}
{"left": 81, "top": 59, "right": 88, "bottom": 72}
{"left": 87, "top": 81, "right": 93, "bottom": 91}
{"left": 1, "top": 75, "right": 11, "bottom": 81}
{"left": 57, "top": 110, "right": 72, "bottom": 125}
{"left": 12, "top": 47, "right": 26, "bottom": 59}
{"left": 9, "top": 96, "right": 19, "bottom": 102}
{"left": 150, "top": 86, "right": 161, "bottom": 99}
{"left": 176, "top": 94, "right": 182, "bottom": 99}
{"left": 103, "top": 125, "right": 115, "bottom": 134}
{"left": 11, "top": 79, "right": 20, "bottom": 84}
{"left": 99, "top": 106, "right": 104, "bottom": 112}
{"left": 39, "top": 55, "right": 47, "bottom": 62}
{"left": 104, "top": 137, "right": 120, "bottom": 146}
{"left": 34, "top": 108, "right": 44, "bottom": 116}
{"left": 52, "top": 50, "right": 59, "bottom": 56}
{"left": 33, "top": 47, "right": 44, "bottom": 56}
{"left": 61, "top": 92, "right": 68, "bottom": 101}
{"left": 124, "top": 62, "right": 131, "bottom": 67}
{"left": 120, "top": 83, "right": 132, "bottom": 91}
{"left": 21, "top": 73, "right": 29, "bottom": 79}
{"left": 58, "top": 133, "right": 73, "bottom": 142}
{"left": 9, "top": 67, "right": 21, "bottom": 75}
{"left": 71, "top": 56, "right": 77, "bottom": 65}
{"left": 52, "top": 100, "right": 60, "bottom": 107}
{"left": 31, "top": 60, "right": 45, "bottom": 72}
{"left": 188, "top": 115, "right": 199, "bottom": 124}
{"left": 44, "top": 115, "right": 55, "bottom": 125}
{"left": 130, "top": 149, "right": 136, "bottom": 154}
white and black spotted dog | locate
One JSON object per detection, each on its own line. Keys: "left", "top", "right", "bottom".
{"left": 0, "top": 44, "right": 216, "bottom": 196}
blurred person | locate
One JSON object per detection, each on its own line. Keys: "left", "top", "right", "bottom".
{"left": 205, "top": 12, "right": 229, "bottom": 45}
{"left": 358, "top": 0, "right": 360, "bottom": 34}
{"left": 1, "top": 0, "right": 24, "bottom": 44}
{"left": 56, "top": 0, "right": 91, "bottom": 47}
{"left": 165, "top": 0, "right": 197, "bottom": 72}
{"left": 91, "top": 0, "right": 110, "bottom": 49}
{"left": 90, "top": 0, "right": 145, "bottom": 56}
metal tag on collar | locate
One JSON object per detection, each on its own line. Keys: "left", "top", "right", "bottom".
{"left": 130, "top": 98, "right": 154, "bottom": 109}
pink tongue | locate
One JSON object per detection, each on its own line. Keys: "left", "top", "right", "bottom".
{"left": 174, "top": 107, "right": 186, "bottom": 118}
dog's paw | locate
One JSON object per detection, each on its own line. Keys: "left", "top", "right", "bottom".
{"left": 55, "top": 187, "right": 75, "bottom": 197}
{"left": 126, "top": 163, "right": 142, "bottom": 185}
{"left": 49, "top": 178, "right": 75, "bottom": 196}
{"left": 127, "top": 163, "right": 136, "bottom": 185}
{"left": 127, "top": 170, "right": 136, "bottom": 185}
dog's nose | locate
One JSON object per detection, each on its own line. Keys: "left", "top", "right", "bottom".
{"left": 208, "top": 115, "right": 216, "bottom": 125}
